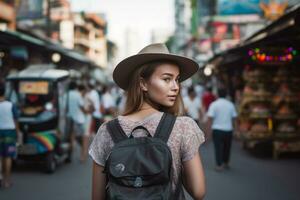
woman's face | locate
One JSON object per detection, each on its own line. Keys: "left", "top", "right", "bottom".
{"left": 143, "top": 63, "right": 180, "bottom": 107}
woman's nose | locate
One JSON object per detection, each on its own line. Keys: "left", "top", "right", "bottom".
{"left": 171, "top": 80, "right": 179, "bottom": 91}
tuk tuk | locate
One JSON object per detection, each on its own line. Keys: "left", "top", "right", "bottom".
{"left": 6, "top": 65, "right": 72, "bottom": 173}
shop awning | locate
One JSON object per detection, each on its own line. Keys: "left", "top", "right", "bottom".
{"left": 0, "top": 30, "right": 93, "bottom": 65}
{"left": 204, "top": 4, "right": 300, "bottom": 70}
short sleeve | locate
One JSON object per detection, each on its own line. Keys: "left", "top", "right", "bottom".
{"left": 180, "top": 117, "right": 205, "bottom": 162}
{"left": 88, "top": 122, "right": 113, "bottom": 166}
{"left": 207, "top": 103, "right": 215, "bottom": 118}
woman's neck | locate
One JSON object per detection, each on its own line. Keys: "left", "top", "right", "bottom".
{"left": 122, "top": 103, "right": 160, "bottom": 121}
{"left": 139, "top": 102, "right": 159, "bottom": 114}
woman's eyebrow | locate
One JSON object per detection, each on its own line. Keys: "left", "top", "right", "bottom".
{"left": 161, "top": 73, "right": 180, "bottom": 77}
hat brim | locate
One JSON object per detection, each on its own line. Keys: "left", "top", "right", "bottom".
{"left": 113, "top": 53, "right": 199, "bottom": 90}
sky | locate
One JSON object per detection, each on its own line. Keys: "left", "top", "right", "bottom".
{"left": 71, "top": 0, "right": 175, "bottom": 59}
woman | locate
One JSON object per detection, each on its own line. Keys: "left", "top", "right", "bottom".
{"left": 89, "top": 43, "right": 206, "bottom": 200}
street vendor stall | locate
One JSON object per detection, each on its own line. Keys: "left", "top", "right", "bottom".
{"left": 204, "top": 5, "right": 300, "bottom": 159}
{"left": 239, "top": 47, "right": 300, "bottom": 158}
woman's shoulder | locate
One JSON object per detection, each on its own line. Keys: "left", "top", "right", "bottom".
{"left": 174, "top": 115, "right": 204, "bottom": 136}
{"left": 175, "top": 115, "right": 196, "bottom": 125}
{"left": 176, "top": 116, "right": 205, "bottom": 147}
{"left": 95, "top": 120, "right": 111, "bottom": 136}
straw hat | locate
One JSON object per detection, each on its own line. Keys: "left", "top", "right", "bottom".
{"left": 113, "top": 43, "right": 199, "bottom": 90}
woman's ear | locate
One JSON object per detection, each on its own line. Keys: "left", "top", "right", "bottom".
{"left": 140, "top": 78, "right": 148, "bottom": 92}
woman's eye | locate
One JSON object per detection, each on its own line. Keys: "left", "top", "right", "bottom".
{"left": 164, "top": 78, "right": 171, "bottom": 82}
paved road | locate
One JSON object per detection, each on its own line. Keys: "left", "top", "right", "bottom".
{"left": 199, "top": 140, "right": 300, "bottom": 200}
{"left": 1, "top": 140, "right": 299, "bottom": 200}
{"left": 0, "top": 146, "right": 92, "bottom": 200}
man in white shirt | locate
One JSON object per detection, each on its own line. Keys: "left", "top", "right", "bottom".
{"left": 207, "top": 88, "right": 238, "bottom": 171}
{"left": 67, "top": 84, "right": 85, "bottom": 126}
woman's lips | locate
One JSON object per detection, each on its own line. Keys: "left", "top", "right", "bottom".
{"left": 168, "top": 95, "right": 177, "bottom": 101}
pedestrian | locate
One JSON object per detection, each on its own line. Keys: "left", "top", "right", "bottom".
{"left": 89, "top": 43, "right": 206, "bottom": 200}
{"left": 87, "top": 81, "right": 102, "bottom": 135}
{"left": 183, "top": 86, "right": 203, "bottom": 125}
{"left": 67, "top": 82, "right": 86, "bottom": 162}
{"left": 194, "top": 82, "right": 205, "bottom": 100}
{"left": 82, "top": 85, "right": 94, "bottom": 163}
{"left": 0, "top": 82, "right": 21, "bottom": 188}
{"left": 207, "top": 88, "right": 238, "bottom": 171}
{"left": 101, "top": 85, "right": 116, "bottom": 120}
{"left": 202, "top": 85, "right": 216, "bottom": 112}
{"left": 201, "top": 85, "right": 216, "bottom": 137}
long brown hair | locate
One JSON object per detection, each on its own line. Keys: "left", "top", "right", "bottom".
{"left": 122, "top": 61, "right": 184, "bottom": 116}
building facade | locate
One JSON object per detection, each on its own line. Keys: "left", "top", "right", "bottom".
{"left": 0, "top": 0, "right": 16, "bottom": 30}
{"left": 73, "top": 12, "right": 107, "bottom": 68}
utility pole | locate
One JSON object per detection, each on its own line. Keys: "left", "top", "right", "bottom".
{"left": 174, "top": 0, "right": 187, "bottom": 54}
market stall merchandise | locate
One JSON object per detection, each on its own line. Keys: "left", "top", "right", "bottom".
{"left": 238, "top": 54, "right": 300, "bottom": 158}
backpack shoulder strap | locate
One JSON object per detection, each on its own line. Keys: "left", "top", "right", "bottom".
{"left": 107, "top": 118, "right": 128, "bottom": 143}
{"left": 154, "top": 113, "right": 176, "bottom": 143}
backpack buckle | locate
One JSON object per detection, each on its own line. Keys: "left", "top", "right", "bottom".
{"left": 133, "top": 177, "right": 143, "bottom": 188}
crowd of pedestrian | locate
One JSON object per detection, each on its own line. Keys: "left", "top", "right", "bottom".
{"left": 0, "top": 74, "right": 239, "bottom": 190}
{"left": 66, "top": 80, "right": 122, "bottom": 163}
{"left": 0, "top": 79, "right": 123, "bottom": 189}
{"left": 182, "top": 83, "right": 238, "bottom": 172}
{"left": 64, "top": 78, "right": 239, "bottom": 174}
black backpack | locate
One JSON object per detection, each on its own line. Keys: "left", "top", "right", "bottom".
{"left": 105, "top": 113, "right": 176, "bottom": 200}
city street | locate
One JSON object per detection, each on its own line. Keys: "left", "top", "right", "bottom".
{"left": 1, "top": 1, "right": 300, "bottom": 200}
{"left": 1, "top": 139, "right": 299, "bottom": 200}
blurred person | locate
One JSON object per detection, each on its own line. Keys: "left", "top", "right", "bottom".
{"left": 67, "top": 82, "right": 86, "bottom": 162}
{"left": 113, "top": 86, "right": 125, "bottom": 115}
{"left": 101, "top": 85, "right": 117, "bottom": 120}
{"left": 202, "top": 86, "right": 216, "bottom": 112}
{"left": 207, "top": 88, "right": 238, "bottom": 171}
{"left": 90, "top": 43, "right": 205, "bottom": 200}
{"left": 194, "top": 82, "right": 204, "bottom": 100}
{"left": 82, "top": 85, "right": 95, "bottom": 162}
{"left": 201, "top": 86, "right": 216, "bottom": 135}
{"left": 181, "top": 85, "right": 188, "bottom": 98}
{"left": 110, "top": 85, "right": 120, "bottom": 104}
{"left": 183, "top": 86, "right": 203, "bottom": 125}
{"left": 87, "top": 82, "right": 102, "bottom": 135}
{"left": 117, "top": 94, "right": 127, "bottom": 115}
{"left": 0, "top": 82, "right": 21, "bottom": 188}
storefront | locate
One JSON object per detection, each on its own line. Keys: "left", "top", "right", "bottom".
{"left": 204, "top": 5, "right": 300, "bottom": 158}
{"left": 0, "top": 29, "right": 95, "bottom": 79}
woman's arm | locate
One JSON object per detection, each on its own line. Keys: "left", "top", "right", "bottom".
{"left": 182, "top": 153, "right": 206, "bottom": 200}
{"left": 92, "top": 162, "right": 106, "bottom": 200}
